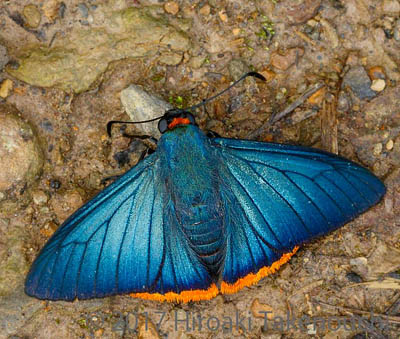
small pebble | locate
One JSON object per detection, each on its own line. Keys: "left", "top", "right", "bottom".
{"left": 23, "top": 4, "right": 41, "bottom": 28}
{"left": 276, "top": 92, "right": 285, "bottom": 100}
{"left": 218, "top": 9, "right": 228, "bottom": 22}
{"left": 307, "top": 324, "right": 317, "bottom": 335}
{"left": 59, "top": 2, "right": 66, "bottom": 19}
{"left": 368, "top": 66, "right": 386, "bottom": 80}
{"left": 385, "top": 196, "right": 393, "bottom": 213}
{"left": 278, "top": 0, "right": 322, "bottom": 25}
{"left": 0, "top": 79, "right": 13, "bottom": 98}
{"left": 0, "top": 45, "right": 9, "bottom": 70}
{"left": 373, "top": 143, "right": 383, "bottom": 156}
{"left": 270, "top": 47, "right": 304, "bottom": 71}
{"left": 394, "top": 19, "right": 400, "bottom": 41}
{"left": 386, "top": 139, "right": 394, "bottom": 150}
{"left": 43, "top": 0, "right": 62, "bottom": 22}
{"left": 382, "top": 0, "right": 400, "bottom": 15}
{"left": 260, "top": 69, "right": 276, "bottom": 82}
{"left": 199, "top": 4, "right": 211, "bottom": 16}
{"left": 349, "top": 257, "right": 368, "bottom": 266}
{"left": 77, "top": 3, "right": 89, "bottom": 18}
{"left": 370, "top": 79, "right": 386, "bottom": 92}
{"left": 0, "top": 103, "right": 43, "bottom": 191}
{"left": 164, "top": 1, "right": 179, "bottom": 15}
{"left": 94, "top": 328, "right": 104, "bottom": 337}
{"left": 342, "top": 66, "right": 376, "bottom": 100}
{"left": 337, "top": 92, "right": 350, "bottom": 112}
{"left": 121, "top": 85, "right": 172, "bottom": 137}
{"left": 158, "top": 52, "right": 182, "bottom": 65}
{"left": 32, "top": 190, "right": 48, "bottom": 205}
{"left": 188, "top": 55, "right": 205, "bottom": 69}
{"left": 320, "top": 18, "right": 339, "bottom": 48}
{"left": 40, "top": 221, "right": 57, "bottom": 237}
{"left": 251, "top": 298, "right": 274, "bottom": 319}
{"left": 232, "top": 28, "right": 240, "bottom": 36}
{"left": 306, "top": 19, "right": 318, "bottom": 27}
{"left": 307, "top": 87, "right": 326, "bottom": 105}
{"left": 346, "top": 272, "right": 363, "bottom": 283}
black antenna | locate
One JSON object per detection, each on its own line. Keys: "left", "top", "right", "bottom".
{"left": 187, "top": 72, "right": 266, "bottom": 111}
{"left": 107, "top": 71, "right": 265, "bottom": 136}
{"left": 107, "top": 116, "right": 163, "bottom": 137}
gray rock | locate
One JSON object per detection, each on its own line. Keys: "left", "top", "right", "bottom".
{"left": 275, "top": 0, "right": 322, "bottom": 25}
{"left": 342, "top": 65, "right": 377, "bottom": 100}
{"left": 0, "top": 45, "right": 9, "bottom": 71}
{"left": 7, "top": 6, "right": 191, "bottom": 93}
{"left": 23, "top": 4, "right": 41, "bottom": 28}
{"left": 394, "top": 19, "right": 400, "bottom": 41}
{"left": 0, "top": 286, "right": 44, "bottom": 336}
{"left": 0, "top": 103, "right": 43, "bottom": 191}
{"left": 382, "top": 0, "right": 400, "bottom": 15}
{"left": 120, "top": 85, "right": 172, "bottom": 137}
{"left": 77, "top": 3, "right": 89, "bottom": 18}
{"left": 228, "top": 59, "right": 250, "bottom": 81}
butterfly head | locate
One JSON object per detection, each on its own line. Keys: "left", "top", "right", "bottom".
{"left": 158, "top": 109, "right": 196, "bottom": 134}
{"left": 106, "top": 72, "right": 265, "bottom": 137}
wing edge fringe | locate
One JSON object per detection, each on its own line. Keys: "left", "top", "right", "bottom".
{"left": 220, "top": 246, "right": 300, "bottom": 294}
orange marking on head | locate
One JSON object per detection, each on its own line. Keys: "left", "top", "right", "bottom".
{"left": 221, "top": 246, "right": 299, "bottom": 294}
{"left": 168, "top": 117, "right": 191, "bottom": 130}
{"left": 130, "top": 283, "right": 219, "bottom": 303}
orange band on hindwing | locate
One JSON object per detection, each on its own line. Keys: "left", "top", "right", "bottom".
{"left": 130, "top": 283, "right": 219, "bottom": 303}
{"left": 129, "top": 247, "right": 299, "bottom": 302}
{"left": 221, "top": 246, "right": 300, "bottom": 294}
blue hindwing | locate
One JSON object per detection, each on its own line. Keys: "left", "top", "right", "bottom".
{"left": 25, "top": 152, "right": 212, "bottom": 301}
{"left": 211, "top": 138, "right": 385, "bottom": 285}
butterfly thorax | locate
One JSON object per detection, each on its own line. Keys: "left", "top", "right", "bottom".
{"left": 157, "top": 125, "right": 225, "bottom": 274}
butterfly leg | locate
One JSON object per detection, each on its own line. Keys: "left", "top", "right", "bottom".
{"left": 138, "top": 146, "right": 155, "bottom": 161}
{"left": 100, "top": 146, "right": 152, "bottom": 185}
{"left": 100, "top": 175, "right": 121, "bottom": 185}
{"left": 101, "top": 135, "right": 157, "bottom": 185}
{"left": 206, "top": 131, "right": 221, "bottom": 138}
{"left": 121, "top": 133, "right": 158, "bottom": 144}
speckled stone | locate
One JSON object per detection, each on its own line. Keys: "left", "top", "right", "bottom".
{"left": 23, "top": 4, "right": 41, "bottom": 28}
{"left": 342, "top": 66, "right": 377, "bottom": 100}
{"left": 0, "top": 103, "right": 43, "bottom": 191}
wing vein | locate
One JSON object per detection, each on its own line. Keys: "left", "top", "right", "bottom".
{"left": 240, "top": 158, "right": 332, "bottom": 226}
{"left": 146, "top": 169, "right": 156, "bottom": 287}
{"left": 222, "top": 160, "right": 285, "bottom": 251}
{"left": 233, "top": 154, "right": 314, "bottom": 237}
{"left": 60, "top": 243, "right": 77, "bottom": 298}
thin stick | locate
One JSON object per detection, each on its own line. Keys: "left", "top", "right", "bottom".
{"left": 320, "top": 93, "right": 338, "bottom": 154}
{"left": 247, "top": 82, "right": 324, "bottom": 139}
{"left": 313, "top": 300, "right": 400, "bottom": 324}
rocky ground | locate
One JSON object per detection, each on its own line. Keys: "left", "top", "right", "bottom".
{"left": 0, "top": 0, "right": 399, "bottom": 338}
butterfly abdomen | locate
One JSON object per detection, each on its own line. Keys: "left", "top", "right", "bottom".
{"left": 182, "top": 208, "right": 224, "bottom": 273}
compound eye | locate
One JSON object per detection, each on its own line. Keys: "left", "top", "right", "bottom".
{"left": 158, "top": 118, "right": 168, "bottom": 133}
{"left": 186, "top": 112, "right": 196, "bottom": 125}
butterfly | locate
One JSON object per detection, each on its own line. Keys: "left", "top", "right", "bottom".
{"left": 25, "top": 73, "right": 385, "bottom": 302}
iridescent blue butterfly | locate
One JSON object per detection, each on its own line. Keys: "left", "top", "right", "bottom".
{"left": 25, "top": 73, "right": 385, "bottom": 302}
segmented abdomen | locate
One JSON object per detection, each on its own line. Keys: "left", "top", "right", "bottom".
{"left": 180, "top": 202, "right": 224, "bottom": 275}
